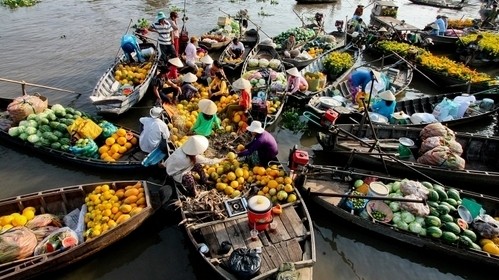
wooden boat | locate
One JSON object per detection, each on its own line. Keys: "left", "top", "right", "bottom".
{"left": 296, "top": 0, "right": 337, "bottom": 3}
{"left": 174, "top": 164, "right": 316, "bottom": 279}
{"left": 293, "top": 164, "right": 499, "bottom": 268}
{"left": 408, "top": 0, "right": 465, "bottom": 10}
{"left": 90, "top": 42, "right": 159, "bottom": 115}
{"left": 419, "top": 31, "right": 461, "bottom": 51}
{"left": 219, "top": 29, "right": 260, "bottom": 73}
{"left": 199, "top": 36, "right": 232, "bottom": 52}
{"left": 287, "top": 44, "right": 361, "bottom": 107}
{"left": 0, "top": 180, "right": 172, "bottom": 280}
{"left": 417, "top": 64, "right": 498, "bottom": 92}
{"left": 316, "top": 124, "right": 499, "bottom": 193}
{"left": 369, "top": 1, "right": 420, "bottom": 33}
{"left": 304, "top": 59, "right": 413, "bottom": 126}
{"left": 0, "top": 97, "right": 174, "bottom": 171}
{"left": 241, "top": 43, "right": 288, "bottom": 128}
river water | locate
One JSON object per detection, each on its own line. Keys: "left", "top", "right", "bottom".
{"left": 0, "top": 0, "right": 497, "bottom": 279}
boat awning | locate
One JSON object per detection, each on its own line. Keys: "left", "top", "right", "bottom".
{"left": 374, "top": 16, "right": 420, "bottom": 32}
{"left": 375, "top": 1, "right": 399, "bottom": 7}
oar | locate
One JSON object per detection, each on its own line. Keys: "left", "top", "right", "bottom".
{"left": 306, "top": 189, "right": 426, "bottom": 204}
{"left": 389, "top": 51, "right": 439, "bottom": 87}
{"left": 114, "top": 19, "right": 134, "bottom": 61}
{"left": 0, "top": 77, "right": 79, "bottom": 96}
{"left": 292, "top": 9, "right": 306, "bottom": 27}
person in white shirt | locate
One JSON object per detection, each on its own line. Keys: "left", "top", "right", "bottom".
{"left": 165, "top": 135, "right": 224, "bottom": 196}
{"left": 228, "top": 38, "right": 245, "bottom": 59}
{"left": 184, "top": 36, "right": 199, "bottom": 72}
{"left": 139, "top": 107, "right": 170, "bottom": 153}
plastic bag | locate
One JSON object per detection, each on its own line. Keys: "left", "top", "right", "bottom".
{"left": 419, "top": 136, "right": 463, "bottom": 156}
{"left": 0, "top": 227, "right": 38, "bottom": 263}
{"left": 31, "top": 226, "right": 60, "bottom": 242}
{"left": 417, "top": 146, "right": 465, "bottom": 170}
{"left": 400, "top": 180, "right": 429, "bottom": 200}
{"left": 67, "top": 117, "right": 102, "bottom": 140}
{"left": 69, "top": 138, "right": 99, "bottom": 158}
{"left": 99, "top": 121, "right": 118, "bottom": 138}
{"left": 410, "top": 113, "right": 437, "bottom": 125}
{"left": 26, "top": 214, "right": 62, "bottom": 229}
{"left": 473, "top": 215, "right": 499, "bottom": 239}
{"left": 228, "top": 248, "right": 261, "bottom": 279}
{"left": 420, "top": 123, "right": 455, "bottom": 141}
{"left": 432, "top": 98, "right": 459, "bottom": 121}
{"left": 34, "top": 227, "right": 79, "bottom": 256}
{"left": 277, "top": 262, "right": 300, "bottom": 280}
{"left": 7, "top": 94, "right": 48, "bottom": 124}
{"left": 400, "top": 194, "right": 430, "bottom": 216}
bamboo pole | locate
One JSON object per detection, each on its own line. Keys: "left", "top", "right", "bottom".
{"left": 0, "top": 77, "right": 78, "bottom": 95}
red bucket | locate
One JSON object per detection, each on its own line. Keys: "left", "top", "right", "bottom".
{"left": 247, "top": 195, "right": 272, "bottom": 231}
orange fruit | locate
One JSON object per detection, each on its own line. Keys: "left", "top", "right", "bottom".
{"left": 117, "top": 137, "right": 127, "bottom": 145}
{"left": 118, "top": 146, "right": 127, "bottom": 154}
{"left": 117, "top": 128, "right": 127, "bottom": 137}
{"left": 267, "top": 180, "right": 278, "bottom": 189}
{"left": 124, "top": 142, "right": 133, "bottom": 149}
{"left": 130, "top": 137, "right": 138, "bottom": 145}
{"left": 99, "top": 145, "right": 110, "bottom": 154}
{"left": 112, "top": 152, "right": 121, "bottom": 160}
{"left": 110, "top": 144, "right": 120, "bottom": 153}
{"left": 105, "top": 137, "right": 115, "bottom": 146}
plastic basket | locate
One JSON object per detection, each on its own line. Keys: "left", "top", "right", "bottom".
{"left": 305, "top": 72, "right": 327, "bottom": 92}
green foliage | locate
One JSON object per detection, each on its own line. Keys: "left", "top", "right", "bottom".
{"left": 324, "top": 51, "right": 354, "bottom": 76}
{"left": 1, "top": 0, "right": 39, "bottom": 8}
{"left": 280, "top": 107, "right": 308, "bottom": 134}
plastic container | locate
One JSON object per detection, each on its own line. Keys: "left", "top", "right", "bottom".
{"left": 461, "top": 198, "right": 482, "bottom": 219}
{"left": 141, "top": 47, "right": 155, "bottom": 58}
{"left": 247, "top": 195, "right": 272, "bottom": 231}
{"left": 368, "top": 182, "right": 389, "bottom": 197}
{"left": 218, "top": 16, "right": 231, "bottom": 26}
{"left": 479, "top": 98, "right": 494, "bottom": 112}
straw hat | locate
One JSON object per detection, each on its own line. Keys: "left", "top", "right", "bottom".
{"left": 168, "top": 57, "right": 184, "bottom": 68}
{"left": 198, "top": 99, "right": 217, "bottom": 115}
{"left": 378, "top": 27, "right": 388, "bottom": 32}
{"left": 200, "top": 55, "right": 214, "bottom": 64}
{"left": 391, "top": 111, "right": 410, "bottom": 120}
{"left": 156, "top": 11, "right": 167, "bottom": 21}
{"left": 232, "top": 78, "right": 251, "bottom": 90}
{"left": 379, "top": 90, "right": 395, "bottom": 101}
{"left": 182, "top": 72, "right": 198, "bottom": 83}
{"left": 246, "top": 121, "right": 265, "bottom": 134}
{"left": 181, "top": 135, "right": 209, "bottom": 156}
{"left": 286, "top": 67, "right": 300, "bottom": 77}
{"left": 149, "top": 106, "right": 163, "bottom": 118}
{"left": 370, "top": 69, "right": 382, "bottom": 82}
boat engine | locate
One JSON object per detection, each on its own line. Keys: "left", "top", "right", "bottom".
{"left": 335, "top": 20, "right": 344, "bottom": 32}
{"left": 288, "top": 145, "right": 309, "bottom": 172}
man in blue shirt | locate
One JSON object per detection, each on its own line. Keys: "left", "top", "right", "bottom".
{"left": 121, "top": 34, "right": 145, "bottom": 63}
{"left": 435, "top": 15, "right": 446, "bottom": 36}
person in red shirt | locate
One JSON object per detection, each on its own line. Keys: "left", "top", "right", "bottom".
{"left": 166, "top": 57, "right": 184, "bottom": 83}
{"left": 222, "top": 77, "right": 252, "bottom": 119}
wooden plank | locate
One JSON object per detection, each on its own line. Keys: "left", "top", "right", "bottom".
{"left": 274, "top": 242, "right": 292, "bottom": 262}
{"left": 285, "top": 239, "right": 304, "bottom": 262}
{"left": 225, "top": 220, "right": 247, "bottom": 250}
{"left": 200, "top": 226, "right": 222, "bottom": 258}
{"left": 236, "top": 219, "right": 262, "bottom": 249}
{"left": 278, "top": 211, "right": 296, "bottom": 239}
{"left": 259, "top": 230, "right": 270, "bottom": 246}
{"left": 262, "top": 245, "right": 284, "bottom": 269}
{"left": 212, "top": 223, "right": 231, "bottom": 257}
{"left": 283, "top": 207, "right": 307, "bottom": 238}
{"left": 267, "top": 215, "right": 291, "bottom": 243}
{"left": 258, "top": 248, "right": 272, "bottom": 274}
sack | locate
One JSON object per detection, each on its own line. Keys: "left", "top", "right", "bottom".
{"left": 473, "top": 215, "right": 499, "bottom": 239}
{"left": 276, "top": 262, "right": 300, "bottom": 280}
{"left": 400, "top": 180, "right": 429, "bottom": 200}
{"left": 228, "top": 248, "right": 261, "bottom": 279}
{"left": 0, "top": 227, "right": 38, "bottom": 263}
{"left": 400, "top": 194, "right": 430, "bottom": 216}
{"left": 34, "top": 227, "right": 79, "bottom": 256}
{"left": 99, "top": 121, "right": 118, "bottom": 138}
{"left": 420, "top": 123, "right": 455, "bottom": 141}
{"left": 417, "top": 146, "right": 465, "bottom": 170}
{"left": 410, "top": 113, "right": 437, "bottom": 125}
{"left": 7, "top": 94, "right": 48, "bottom": 124}
{"left": 67, "top": 117, "right": 102, "bottom": 140}
{"left": 419, "top": 136, "right": 463, "bottom": 156}
{"left": 305, "top": 72, "right": 327, "bottom": 92}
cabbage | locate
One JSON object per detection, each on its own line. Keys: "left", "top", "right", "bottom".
{"left": 419, "top": 228, "right": 427, "bottom": 236}
{"left": 269, "top": 59, "right": 281, "bottom": 69}
{"left": 395, "top": 221, "right": 409, "bottom": 231}
{"left": 389, "top": 201, "right": 400, "bottom": 212}
{"left": 27, "top": 134, "right": 40, "bottom": 143}
{"left": 392, "top": 212, "right": 401, "bottom": 224}
{"left": 400, "top": 211, "right": 415, "bottom": 224}
{"left": 409, "top": 221, "right": 423, "bottom": 234}
{"left": 25, "top": 127, "right": 37, "bottom": 135}
{"left": 415, "top": 216, "right": 425, "bottom": 226}
{"left": 27, "top": 120, "right": 38, "bottom": 128}
{"left": 392, "top": 181, "right": 401, "bottom": 192}
{"left": 258, "top": 78, "right": 266, "bottom": 85}
{"left": 18, "top": 120, "right": 29, "bottom": 127}
{"left": 19, "top": 133, "right": 28, "bottom": 141}
{"left": 248, "top": 59, "right": 259, "bottom": 67}
{"left": 27, "top": 114, "right": 37, "bottom": 121}
{"left": 52, "top": 104, "right": 65, "bottom": 114}
{"left": 259, "top": 58, "right": 269, "bottom": 68}
{"left": 8, "top": 127, "right": 20, "bottom": 137}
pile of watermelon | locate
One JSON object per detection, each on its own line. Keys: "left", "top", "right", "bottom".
{"left": 7, "top": 104, "right": 84, "bottom": 152}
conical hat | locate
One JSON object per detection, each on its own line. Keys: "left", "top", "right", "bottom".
{"left": 168, "top": 57, "right": 184, "bottom": 68}
{"left": 232, "top": 78, "right": 251, "bottom": 90}
{"left": 379, "top": 90, "right": 395, "bottom": 101}
{"left": 181, "top": 135, "right": 209, "bottom": 156}
{"left": 200, "top": 55, "right": 214, "bottom": 64}
{"left": 286, "top": 67, "right": 300, "bottom": 77}
{"left": 182, "top": 72, "right": 198, "bottom": 83}
{"left": 198, "top": 99, "right": 217, "bottom": 115}
{"left": 378, "top": 27, "right": 388, "bottom": 32}
{"left": 149, "top": 106, "right": 163, "bottom": 118}
{"left": 370, "top": 69, "right": 382, "bottom": 82}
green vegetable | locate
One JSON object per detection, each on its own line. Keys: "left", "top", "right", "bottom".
{"left": 425, "top": 216, "right": 442, "bottom": 228}
{"left": 442, "top": 231, "right": 459, "bottom": 244}
{"left": 408, "top": 221, "right": 423, "bottom": 234}
{"left": 8, "top": 127, "right": 20, "bottom": 137}
{"left": 439, "top": 214, "right": 454, "bottom": 223}
{"left": 442, "top": 222, "right": 461, "bottom": 235}
{"left": 27, "top": 134, "right": 39, "bottom": 143}
{"left": 461, "top": 229, "right": 477, "bottom": 242}
{"left": 427, "top": 190, "right": 439, "bottom": 202}
{"left": 446, "top": 188, "right": 461, "bottom": 201}
{"left": 427, "top": 226, "right": 443, "bottom": 238}
{"left": 400, "top": 211, "right": 415, "bottom": 224}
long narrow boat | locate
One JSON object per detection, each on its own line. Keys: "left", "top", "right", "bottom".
{"left": 287, "top": 44, "right": 361, "bottom": 107}
{"left": 0, "top": 180, "right": 172, "bottom": 280}
{"left": 219, "top": 29, "right": 260, "bottom": 74}
{"left": 0, "top": 97, "right": 174, "bottom": 171}
{"left": 304, "top": 59, "right": 413, "bottom": 126}
{"left": 90, "top": 42, "right": 159, "bottom": 115}
{"left": 293, "top": 164, "right": 499, "bottom": 268}
{"left": 316, "top": 124, "right": 499, "bottom": 193}
{"left": 174, "top": 161, "right": 316, "bottom": 279}
{"left": 408, "top": 0, "right": 465, "bottom": 10}
{"left": 241, "top": 43, "right": 288, "bottom": 128}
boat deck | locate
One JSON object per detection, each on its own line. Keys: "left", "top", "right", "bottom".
{"left": 371, "top": 16, "right": 420, "bottom": 32}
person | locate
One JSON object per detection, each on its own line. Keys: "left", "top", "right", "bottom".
{"left": 237, "top": 121, "right": 278, "bottom": 166}
{"left": 350, "top": 18, "right": 366, "bottom": 33}
{"left": 467, "top": 34, "right": 483, "bottom": 50}
{"left": 199, "top": 54, "right": 214, "bottom": 85}
{"left": 228, "top": 37, "right": 245, "bottom": 59}
{"left": 353, "top": 4, "right": 364, "bottom": 20}
{"left": 165, "top": 135, "right": 224, "bottom": 196}
{"left": 167, "top": 12, "right": 180, "bottom": 56}
{"left": 149, "top": 11, "right": 176, "bottom": 65}
{"left": 179, "top": 72, "right": 199, "bottom": 102}
{"left": 184, "top": 36, "right": 199, "bottom": 73}
{"left": 371, "top": 90, "right": 396, "bottom": 119}
{"left": 167, "top": 57, "right": 184, "bottom": 83}
{"left": 139, "top": 107, "right": 170, "bottom": 153}
{"left": 281, "top": 33, "right": 297, "bottom": 58}
{"left": 285, "top": 67, "right": 308, "bottom": 95}
{"left": 151, "top": 66, "right": 181, "bottom": 104}
{"left": 435, "top": 15, "right": 446, "bottom": 36}
{"left": 120, "top": 34, "right": 145, "bottom": 63}
{"left": 390, "top": 111, "right": 411, "bottom": 125}
{"left": 209, "top": 71, "right": 229, "bottom": 102}
{"left": 348, "top": 68, "right": 376, "bottom": 99}
{"left": 223, "top": 77, "right": 252, "bottom": 119}
{"left": 192, "top": 99, "right": 222, "bottom": 137}
{"left": 482, "top": 3, "right": 498, "bottom": 27}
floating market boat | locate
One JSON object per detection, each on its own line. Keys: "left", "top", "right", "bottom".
{"left": 292, "top": 164, "right": 499, "bottom": 268}
{"left": 219, "top": 29, "right": 260, "bottom": 73}
{"left": 316, "top": 124, "right": 499, "bottom": 194}
{"left": 90, "top": 42, "right": 159, "bottom": 115}
{"left": 0, "top": 96, "right": 174, "bottom": 171}
{"left": 0, "top": 180, "right": 172, "bottom": 280}
{"left": 408, "top": 0, "right": 465, "bottom": 10}
{"left": 369, "top": 1, "right": 420, "bottom": 33}
{"left": 296, "top": 0, "right": 338, "bottom": 3}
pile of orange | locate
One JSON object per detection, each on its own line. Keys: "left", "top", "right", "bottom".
{"left": 98, "top": 128, "right": 138, "bottom": 161}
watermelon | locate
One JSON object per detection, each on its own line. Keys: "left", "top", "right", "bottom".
{"left": 62, "top": 236, "right": 78, "bottom": 248}
{"left": 50, "top": 121, "right": 61, "bottom": 129}
{"left": 442, "top": 231, "right": 459, "bottom": 244}
{"left": 427, "top": 190, "right": 439, "bottom": 202}
{"left": 459, "top": 235, "right": 473, "bottom": 247}
{"left": 461, "top": 229, "right": 477, "bottom": 242}
{"left": 427, "top": 226, "right": 443, "bottom": 238}
{"left": 445, "top": 198, "right": 458, "bottom": 208}
{"left": 53, "top": 130, "right": 64, "bottom": 138}
{"left": 447, "top": 188, "right": 461, "bottom": 201}
{"left": 442, "top": 222, "right": 461, "bottom": 235}
{"left": 39, "top": 125, "right": 52, "bottom": 133}
{"left": 59, "top": 138, "right": 71, "bottom": 146}
{"left": 425, "top": 216, "right": 441, "bottom": 227}
{"left": 437, "top": 204, "right": 450, "bottom": 215}
{"left": 51, "top": 142, "right": 62, "bottom": 150}
{"left": 57, "top": 123, "right": 68, "bottom": 133}
{"left": 440, "top": 214, "right": 454, "bottom": 223}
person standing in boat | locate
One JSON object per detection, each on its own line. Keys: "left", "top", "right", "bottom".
{"left": 227, "top": 37, "right": 245, "bottom": 59}
{"left": 167, "top": 12, "right": 180, "bottom": 56}
{"left": 191, "top": 99, "right": 222, "bottom": 137}
{"left": 120, "top": 34, "right": 145, "bottom": 63}
{"left": 371, "top": 90, "right": 396, "bottom": 119}
{"left": 183, "top": 36, "right": 200, "bottom": 73}
{"left": 237, "top": 121, "right": 278, "bottom": 166}
{"left": 353, "top": 4, "right": 364, "bottom": 20}
{"left": 149, "top": 11, "right": 176, "bottom": 65}
{"left": 165, "top": 135, "right": 224, "bottom": 197}
{"left": 285, "top": 67, "right": 309, "bottom": 95}
{"left": 139, "top": 107, "right": 170, "bottom": 153}
{"left": 435, "top": 15, "right": 446, "bottom": 36}
{"left": 151, "top": 66, "right": 181, "bottom": 105}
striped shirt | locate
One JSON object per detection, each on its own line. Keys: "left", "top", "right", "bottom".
{"left": 151, "top": 21, "right": 173, "bottom": 45}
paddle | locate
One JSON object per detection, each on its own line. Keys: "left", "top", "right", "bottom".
{"left": 114, "top": 19, "right": 134, "bottom": 61}
{"left": 292, "top": 9, "right": 307, "bottom": 27}
{"left": 0, "top": 77, "right": 80, "bottom": 96}
{"left": 306, "top": 189, "right": 426, "bottom": 204}
{"left": 389, "top": 50, "right": 439, "bottom": 87}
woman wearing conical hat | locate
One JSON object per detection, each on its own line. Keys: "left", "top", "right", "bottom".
{"left": 285, "top": 67, "right": 308, "bottom": 95}
{"left": 191, "top": 99, "right": 221, "bottom": 137}
{"left": 371, "top": 90, "right": 396, "bottom": 119}
{"left": 179, "top": 72, "right": 199, "bottom": 102}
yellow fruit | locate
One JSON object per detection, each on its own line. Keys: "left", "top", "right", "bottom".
{"left": 225, "top": 126, "right": 233, "bottom": 133}
{"left": 287, "top": 193, "right": 297, "bottom": 203}
{"left": 117, "top": 128, "right": 127, "bottom": 137}
{"left": 483, "top": 242, "right": 499, "bottom": 255}
{"left": 117, "top": 137, "right": 127, "bottom": 145}
{"left": 12, "top": 215, "right": 27, "bottom": 227}
{"left": 224, "top": 186, "right": 234, "bottom": 196}
{"left": 130, "top": 207, "right": 143, "bottom": 216}
{"left": 116, "top": 214, "right": 131, "bottom": 224}
{"left": 234, "top": 168, "right": 244, "bottom": 178}
{"left": 237, "top": 144, "right": 245, "bottom": 151}
{"left": 230, "top": 181, "right": 239, "bottom": 189}
{"left": 237, "top": 177, "right": 245, "bottom": 185}
{"left": 119, "top": 204, "right": 132, "bottom": 214}
{"left": 267, "top": 180, "right": 278, "bottom": 189}
{"left": 115, "top": 189, "right": 125, "bottom": 199}
{"left": 125, "top": 188, "right": 139, "bottom": 197}
{"left": 284, "top": 184, "right": 294, "bottom": 193}
{"left": 22, "top": 209, "right": 35, "bottom": 221}
{"left": 2, "top": 224, "right": 13, "bottom": 231}
{"left": 105, "top": 137, "right": 115, "bottom": 146}
{"left": 1, "top": 215, "right": 14, "bottom": 226}
{"left": 124, "top": 195, "right": 139, "bottom": 204}
{"left": 284, "top": 177, "right": 293, "bottom": 184}
{"left": 136, "top": 197, "right": 146, "bottom": 206}
{"left": 226, "top": 172, "right": 237, "bottom": 181}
